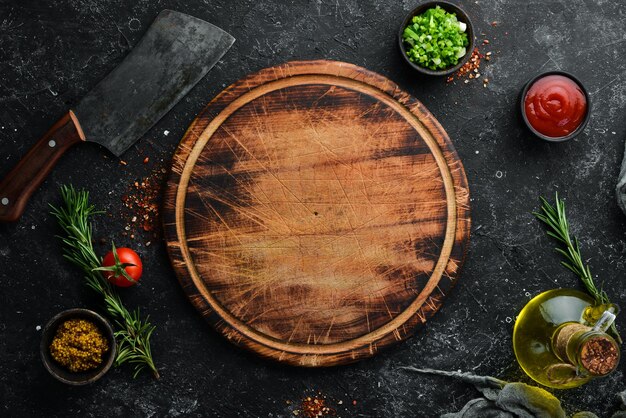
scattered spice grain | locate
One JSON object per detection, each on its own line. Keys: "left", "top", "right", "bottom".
{"left": 299, "top": 396, "right": 335, "bottom": 418}
{"left": 446, "top": 44, "right": 496, "bottom": 86}
{"left": 121, "top": 161, "right": 168, "bottom": 240}
{"left": 450, "top": 48, "right": 482, "bottom": 82}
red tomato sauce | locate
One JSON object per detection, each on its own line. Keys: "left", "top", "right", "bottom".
{"left": 524, "top": 75, "right": 587, "bottom": 138}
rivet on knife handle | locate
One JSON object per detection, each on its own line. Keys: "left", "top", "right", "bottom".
{"left": 0, "top": 111, "right": 85, "bottom": 222}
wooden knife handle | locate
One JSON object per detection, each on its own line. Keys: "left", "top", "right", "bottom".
{"left": 0, "top": 111, "right": 85, "bottom": 222}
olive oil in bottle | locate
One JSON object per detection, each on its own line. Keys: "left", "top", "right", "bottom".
{"left": 513, "top": 289, "right": 620, "bottom": 389}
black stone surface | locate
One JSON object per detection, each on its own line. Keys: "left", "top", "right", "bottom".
{"left": 1, "top": 0, "right": 626, "bottom": 416}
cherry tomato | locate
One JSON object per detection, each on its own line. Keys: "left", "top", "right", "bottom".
{"left": 101, "top": 246, "right": 143, "bottom": 287}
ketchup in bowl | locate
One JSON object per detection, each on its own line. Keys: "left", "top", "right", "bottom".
{"left": 523, "top": 74, "right": 588, "bottom": 140}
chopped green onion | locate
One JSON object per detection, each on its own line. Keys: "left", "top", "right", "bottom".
{"left": 402, "top": 6, "right": 469, "bottom": 71}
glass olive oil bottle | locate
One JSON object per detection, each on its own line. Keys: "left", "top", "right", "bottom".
{"left": 513, "top": 289, "right": 620, "bottom": 389}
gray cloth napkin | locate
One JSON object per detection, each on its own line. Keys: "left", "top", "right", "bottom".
{"left": 402, "top": 367, "right": 626, "bottom": 418}
{"left": 616, "top": 149, "right": 626, "bottom": 214}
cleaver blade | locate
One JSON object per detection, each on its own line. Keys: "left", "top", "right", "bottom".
{"left": 75, "top": 9, "right": 235, "bottom": 156}
{"left": 0, "top": 10, "right": 234, "bottom": 222}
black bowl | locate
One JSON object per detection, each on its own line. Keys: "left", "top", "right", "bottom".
{"left": 398, "top": 1, "right": 475, "bottom": 76}
{"left": 40, "top": 308, "right": 116, "bottom": 385}
{"left": 520, "top": 71, "right": 591, "bottom": 143}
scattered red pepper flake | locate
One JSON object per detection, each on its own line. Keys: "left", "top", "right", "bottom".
{"left": 447, "top": 48, "right": 482, "bottom": 83}
{"left": 143, "top": 157, "right": 149, "bottom": 164}
{"left": 446, "top": 41, "right": 496, "bottom": 86}
{"left": 120, "top": 160, "right": 167, "bottom": 241}
{"left": 298, "top": 396, "right": 335, "bottom": 418}
{"left": 290, "top": 393, "right": 345, "bottom": 418}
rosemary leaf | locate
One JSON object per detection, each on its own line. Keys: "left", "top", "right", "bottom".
{"left": 50, "top": 185, "right": 159, "bottom": 379}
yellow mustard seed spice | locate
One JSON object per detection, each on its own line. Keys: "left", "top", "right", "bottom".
{"left": 49, "top": 319, "right": 109, "bottom": 372}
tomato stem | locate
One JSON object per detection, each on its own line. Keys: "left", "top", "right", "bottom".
{"left": 92, "top": 243, "right": 138, "bottom": 284}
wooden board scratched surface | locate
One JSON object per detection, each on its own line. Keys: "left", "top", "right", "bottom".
{"left": 163, "top": 60, "right": 470, "bottom": 367}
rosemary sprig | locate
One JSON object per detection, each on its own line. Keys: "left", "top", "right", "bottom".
{"left": 534, "top": 193, "right": 621, "bottom": 344}
{"left": 50, "top": 185, "right": 159, "bottom": 378}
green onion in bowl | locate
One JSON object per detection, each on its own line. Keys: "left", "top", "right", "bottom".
{"left": 402, "top": 6, "right": 469, "bottom": 71}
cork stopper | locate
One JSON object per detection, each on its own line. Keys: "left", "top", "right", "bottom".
{"left": 554, "top": 323, "right": 589, "bottom": 362}
{"left": 580, "top": 336, "right": 619, "bottom": 376}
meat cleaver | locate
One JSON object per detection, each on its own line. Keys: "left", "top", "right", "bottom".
{"left": 0, "top": 10, "right": 234, "bottom": 222}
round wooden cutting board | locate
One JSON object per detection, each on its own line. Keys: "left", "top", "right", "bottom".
{"left": 163, "top": 60, "right": 470, "bottom": 367}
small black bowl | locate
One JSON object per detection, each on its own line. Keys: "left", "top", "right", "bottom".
{"left": 41, "top": 308, "right": 116, "bottom": 385}
{"left": 520, "top": 71, "right": 591, "bottom": 143}
{"left": 398, "top": 1, "right": 475, "bottom": 76}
